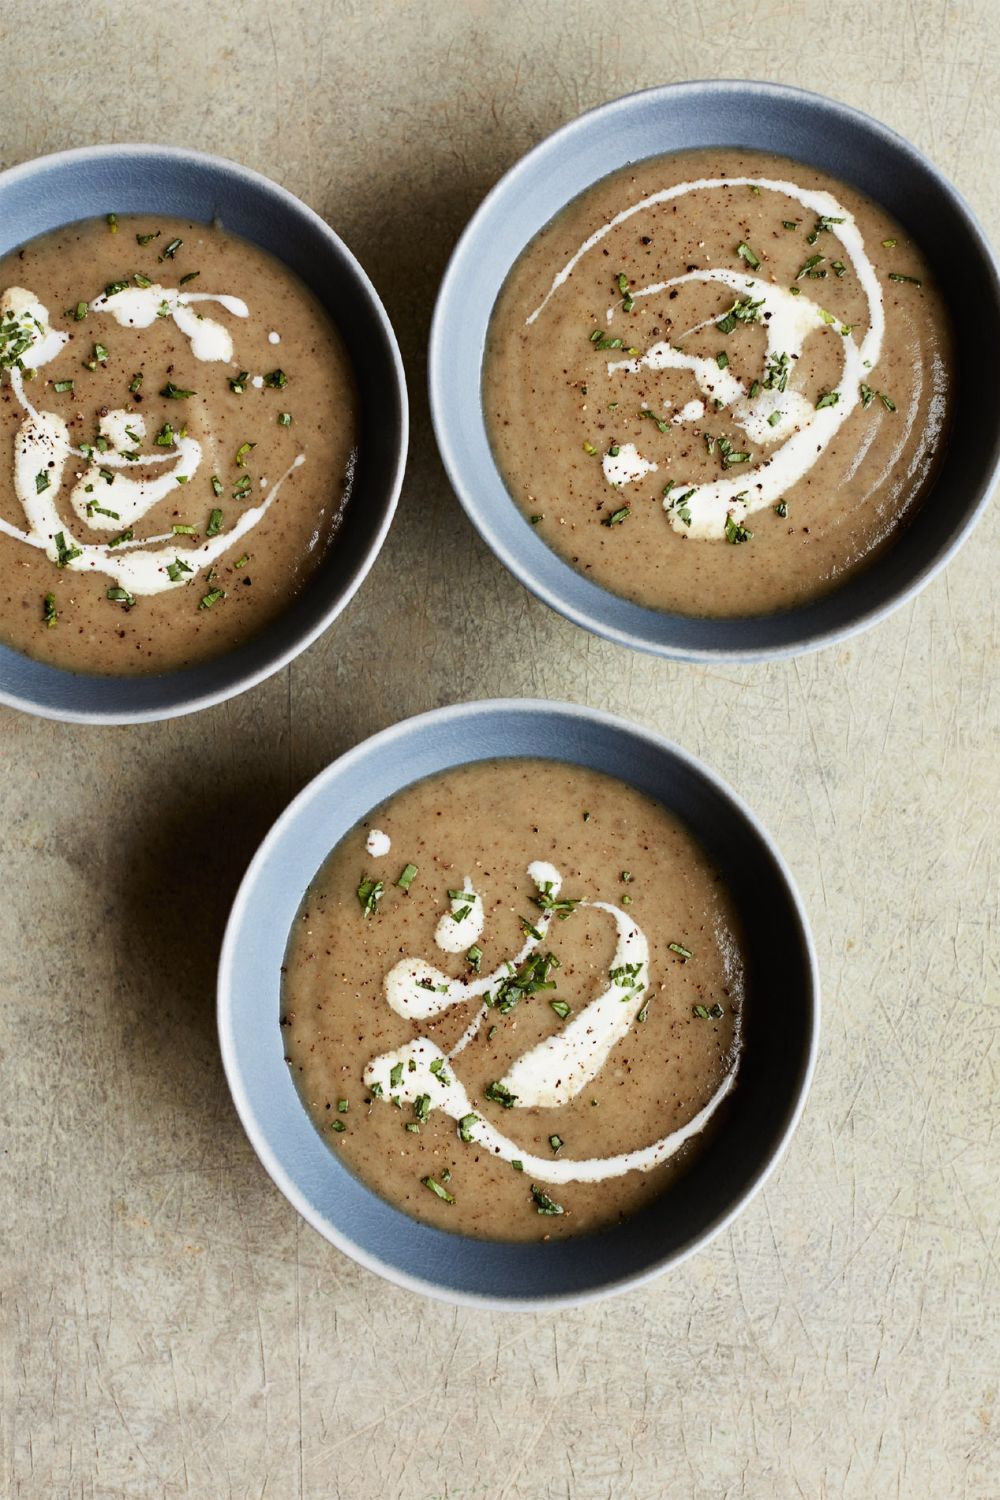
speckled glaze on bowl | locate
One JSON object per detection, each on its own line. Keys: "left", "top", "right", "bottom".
{"left": 218, "top": 699, "right": 819, "bottom": 1308}
{"left": 0, "top": 144, "right": 407, "bottom": 723}
{"left": 429, "top": 80, "right": 1000, "bottom": 662}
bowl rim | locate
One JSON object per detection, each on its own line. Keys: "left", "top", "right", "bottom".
{"left": 217, "top": 697, "right": 821, "bottom": 1308}
{"left": 429, "top": 78, "right": 1000, "bottom": 664}
{"left": 0, "top": 141, "right": 408, "bottom": 724}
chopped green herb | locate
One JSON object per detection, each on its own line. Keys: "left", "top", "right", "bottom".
{"left": 815, "top": 390, "right": 840, "bottom": 410}
{"left": 179, "top": 271, "right": 200, "bottom": 285}
{"left": 389, "top": 1061, "right": 404, "bottom": 1089}
{"left": 457, "top": 1113, "right": 479, "bottom": 1142}
{"left": 807, "top": 214, "right": 845, "bottom": 245}
{"left": 229, "top": 372, "right": 249, "bottom": 394}
{"left": 234, "top": 553, "right": 249, "bottom": 569}
{"left": 550, "top": 999, "right": 572, "bottom": 1020}
{"left": 199, "top": 588, "right": 225, "bottom": 609}
{"left": 429, "top": 1058, "right": 451, "bottom": 1085}
{"left": 724, "top": 513, "right": 753, "bottom": 545}
{"left": 642, "top": 407, "right": 669, "bottom": 433}
{"left": 405, "top": 1122, "right": 420, "bottom": 1133}
{"left": 73, "top": 301, "right": 88, "bottom": 321}
{"left": 232, "top": 475, "right": 252, "bottom": 499}
{"left": 693, "top": 1004, "right": 711, "bottom": 1019}
{"left": 466, "top": 944, "right": 483, "bottom": 972}
{"left": 166, "top": 557, "right": 193, "bottom": 583}
{"left": 107, "top": 529, "right": 134, "bottom": 548}
{"left": 133, "top": 272, "right": 153, "bottom": 289}
{"left": 668, "top": 942, "right": 693, "bottom": 960}
{"left": 161, "top": 382, "right": 195, "bottom": 400}
{"left": 796, "top": 254, "right": 826, "bottom": 280}
{"left": 106, "top": 585, "right": 135, "bottom": 607}
{"left": 888, "top": 272, "right": 922, "bottom": 286}
{"left": 54, "top": 531, "right": 82, "bottom": 567}
{"left": 356, "top": 876, "right": 384, "bottom": 917}
{"left": 206, "top": 508, "right": 223, "bottom": 537}
{"left": 531, "top": 1185, "right": 564, "bottom": 1216}
{"left": 106, "top": 213, "right": 119, "bottom": 233}
{"left": 42, "top": 593, "right": 57, "bottom": 628}
{"left": 764, "top": 351, "right": 789, "bottom": 392}
{"left": 859, "top": 383, "right": 875, "bottom": 409}
{"left": 879, "top": 391, "right": 897, "bottom": 412}
{"left": 608, "top": 444, "right": 620, "bottom": 457}
{"left": 616, "top": 271, "right": 634, "bottom": 313}
{"left": 520, "top": 917, "right": 543, "bottom": 940}
{"left": 264, "top": 369, "right": 287, "bottom": 388}
{"left": 104, "top": 280, "right": 130, "bottom": 298}
{"left": 171, "top": 523, "right": 197, "bottom": 536}
{"left": 484, "top": 1080, "right": 518, "bottom": 1109}
{"left": 369, "top": 1082, "right": 383, "bottom": 1099}
{"left": 737, "top": 242, "right": 761, "bottom": 270}
{"left": 162, "top": 238, "right": 182, "bottom": 259}
{"left": 129, "top": 372, "right": 143, "bottom": 394}
{"left": 53, "top": 379, "right": 74, "bottom": 394}
{"left": 549, "top": 1135, "right": 563, "bottom": 1154}
{"left": 601, "top": 504, "right": 630, "bottom": 527}
{"left": 775, "top": 501, "right": 788, "bottom": 518}
{"left": 716, "top": 296, "right": 764, "bottom": 334}
{"left": 396, "top": 862, "right": 418, "bottom": 891}
{"left": 533, "top": 881, "right": 581, "bottom": 919}
{"left": 235, "top": 441, "right": 255, "bottom": 467}
{"left": 337, "top": 1098, "right": 349, "bottom": 1113}
{"left": 831, "top": 260, "right": 847, "bottom": 278}
{"left": 715, "top": 350, "right": 729, "bottom": 369}
{"left": 588, "top": 329, "right": 623, "bottom": 351}
{"left": 782, "top": 220, "right": 799, "bottom": 230}
{"left": 414, "top": 1094, "right": 431, "bottom": 1124}
{"left": 330, "top": 1119, "right": 346, "bottom": 1132}
{"left": 210, "top": 474, "right": 223, "bottom": 496}
{"left": 511, "top": 1159, "right": 524, "bottom": 1171}
{"left": 637, "top": 1003, "right": 649, "bottom": 1023}
{"left": 35, "top": 470, "right": 51, "bottom": 494}
{"left": 767, "top": 409, "right": 782, "bottom": 427}
{"left": 530, "top": 514, "right": 543, "bottom": 524}
{"left": 136, "top": 231, "right": 160, "bottom": 246}
{"left": 278, "top": 411, "right": 292, "bottom": 426}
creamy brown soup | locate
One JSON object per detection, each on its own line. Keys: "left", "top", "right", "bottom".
{"left": 282, "top": 759, "right": 746, "bottom": 1241}
{"left": 0, "top": 214, "right": 357, "bottom": 673}
{"left": 484, "top": 148, "right": 952, "bottom": 616}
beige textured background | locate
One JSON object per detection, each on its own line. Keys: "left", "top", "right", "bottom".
{"left": 1, "top": 2, "right": 997, "bottom": 1496}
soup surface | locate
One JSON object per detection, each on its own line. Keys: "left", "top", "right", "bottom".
{"left": 0, "top": 214, "right": 357, "bottom": 673}
{"left": 282, "top": 759, "right": 746, "bottom": 1240}
{"left": 484, "top": 148, "right": 952, "bottom": 616}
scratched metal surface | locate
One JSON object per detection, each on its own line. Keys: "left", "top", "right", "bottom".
{"left": 0, "top": 2, "right": 997, "bottom": 1496}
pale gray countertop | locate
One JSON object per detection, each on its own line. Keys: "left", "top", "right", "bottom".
{"left": 1, "top": 3, "right": 997, "bottom": 1497}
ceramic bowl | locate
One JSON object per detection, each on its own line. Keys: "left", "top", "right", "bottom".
{"left": 218, "top": 699, "right": 819, "bottom": 1307}
{"left": 0, "top": 144, "right": 407, "bottom": 722}
{"left": 429, "top": 80, "right": 1000, "bottom": 661}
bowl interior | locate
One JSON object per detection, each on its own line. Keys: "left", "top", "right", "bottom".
{"left": 219, "top": 701, "right": 818, "bottom": 1305}
{"left": 430, "top": 81, "right": 1000, "bottom": 660}
{"left": 0, "top": 146, "right": 405, "bottom": 720}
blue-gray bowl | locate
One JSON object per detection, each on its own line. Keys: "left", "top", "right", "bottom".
{"left": 218, "top": 700, "right": 819, "bottom": 1307}
{"left": 0, "top": 144, "right": 407, "bottom": 722}
{"left": 429, "top": 81, "right": 1000, "bottom": 662}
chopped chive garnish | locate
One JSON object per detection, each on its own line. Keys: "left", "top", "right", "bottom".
{"left": 396, "top": 862, "right": 418, "bottom": 891}
{"left": 389, "top": 1062, "right": 404, "bottom": 1088}
{"left": 782, "top": 219, "right": 799, "bottom": 230}
{"left": 210, "top": 474, "right": 223, "bottom": 496}
{"left": 106, "top": 213, "right": 118, "bottom": 233}
{"left": 104, "top": 281, "right": 130, "bottom": 297}
{"left": 530, "top": 514, "right": 543, "bottom": 524}
{"left": 162, "top": 238, "right": 182, "bottom": 259}
{"left": 422, "top": 1176, "right": 455, "bottom": 1204}
{"left": 356, "top": 876, "right": 384, "bottom": 917}
{"left": 264, "top": 369, "right": 287, "bottom": 388}
{"left": 736, "top": 242, "right": 761, "bottom": 269}
{"left": 206, "top": 508, "right": 223, "bottom": 537}
{"left": 234, "top": 553, "right": 249, "bottom": 568}
{"left": 806, "top": 214, "right": 845, "bottom": 245}
{"left": 166, "top": 557, "right": 193, "bottom": 583}
{"left": 466, "top": 944, "right": 483, "bottom": 972}
{"left": 458, "top": 1113, "right": 479, "bottom": 1142}
{"left": 582, "top": 440, "right": 597, "bottom": 455}
{"left": 172, "top": 523, "right": 197, "bottom": 536}
{"left": 879, "top": 391, "right": 897, "bottom": 412}
{"left": 414, "top": 1094, "right": 431, "bottom": 1124}
{"left": 107, "top": 528, "right": 134, "bottom": 548}
{"left": 129, "top": 372, "right": 143, "bottom": 394}
{"left": 235, "top": 441, "right": 255, "bottom": 466}
{"left": 724, "top": 513, "right": 753, "bottom": 545}
{"left": 531, "top": 1185, "right": 564, "bottom": 1216}
{"left": 815, "top": 390, "right": 840, "bottom": 410}
{"left": 715, "top": 350, "right": 729, "bottom": 369}
{"left": 888, "top": 272, "right": 922, "bottom": 285}
{"left": 693, "top": 1004, "right": 711, "bottom": 1019}
{"left": 73, "top": 301, "right": 88, "bottom": 321}
{"left": 882, "top": 238, "right": 897, "bottom": 248}
{"left": 42, "top": 592, "right": 57, "bottom": 628}
{"left": 330, "top": 1119, "right": 346, "bottom": 1132}
{"left": 616, "top": 271, "right": 634, "bottom": 312}
{"left": 161, "top": 382, "right": 194, "bottom": 399}
{"left": 199, "top": 588, "right": 225, "bottom": 609}
{"left": 549, "top": 1135, "right": 563, "bottom": 1153}
{"left": 668, "top": 942, "right": 693, "bottom": 960}
{"left": 54, "top": 532, "right": 82, "bottom": 567}
{"left": 278, "top": 411, "right": 292, "bottom": 426}
{"left": 106, "top": 585, "right": 135, "bottom": 607}
{"left": 53, "top": 379, "right": 74, "bottom": 394}
{"left": 35, "top": 470, "right": 51, "bottom": 494}
{"left": 601, "top": 505, "right": 630, "bottom": 527}
{"left": 179, "top": 272, "right": 200, "bottom": 285}
{"left": 136, "top": 231, "right": 159, "bottom": 246}
{"left": 484, "top": 1080, "right": 518, "bottom": 1109}
{"left": 550, "top": 999, "right": 571, "bottom": 1020}
{"left": 775, "top": 501, "right": 788, "bottom": 518}
{"left": 796, "top": 254, "right": 825, "bottom": 280}
{"left": 337, "top": 1098, "right": 349, "bottom": 1113}
{"left": 229, "top": 372, "right": 248, "bottom": 394}
{"left": 133, "top": 272, "right": 153, "bottom": 289}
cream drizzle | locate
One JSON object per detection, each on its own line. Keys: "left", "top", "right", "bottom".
{"left": 434, "top": 878, "right": 485, "bottom": 953}
{"left": 0, "top": 285, "right": 306, "bottom": 593}
{"left": 526, "top": 176, "right": 886, "bottom": 539}
{"left": 364, "top": 861, "right": 740, "bottom": 1185}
